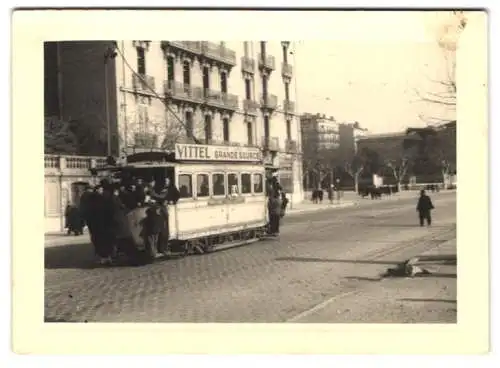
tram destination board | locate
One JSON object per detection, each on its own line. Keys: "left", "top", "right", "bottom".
{"left": 175, "top": 143, "right": 263, "bottom": 162}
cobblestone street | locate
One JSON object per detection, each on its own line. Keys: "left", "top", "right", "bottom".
{"left": 45, "top": 191, "right": 456, "bottom": 323}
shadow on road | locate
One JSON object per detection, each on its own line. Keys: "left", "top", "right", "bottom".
{"left": 45, "top": 242, "right": 99, "bottom": 269}
{"left": 413, "top": 272, "right": 456, "bottom": 279}
{"left": 398, "top": 298, "right": 457, "bottom": 304}
{"left": 344, "top": 276, "right": 382, "bottom": 282}
{"left": 274, "top": 256, "right": 400, "bottom": 265}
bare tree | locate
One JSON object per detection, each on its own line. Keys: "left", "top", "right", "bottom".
{"left": 345, "top": 155, "right": 364, "bottom": 193}
{"left": 385, "top": 157, "right": 411, "bottom": 192}
{"left": 44, "top": 116, "right": 79, "bottom": 154}
{"left": 119, "top": 109, "right": 204, "bottom": 155}
{"left": 415, "top": 11, "right": 468, "bottom": 125}
{"left": 428, "top": 122, "right": 457, "bottom": 185}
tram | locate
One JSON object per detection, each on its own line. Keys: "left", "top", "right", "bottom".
{"left": 95, "top": 143, "right": 269, "bottom": 258}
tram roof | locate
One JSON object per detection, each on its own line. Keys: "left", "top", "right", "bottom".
{"left": 94, "top": 143, "right": 265, "bottom": 171}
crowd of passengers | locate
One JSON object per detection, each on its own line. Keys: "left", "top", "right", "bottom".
{"left": 63, "top": 174, "right": 289, "bottom": 265}
{"left": 65, "top": 176, "right": 180, "bottom": 265}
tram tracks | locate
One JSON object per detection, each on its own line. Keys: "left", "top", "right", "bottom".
{"left": 284, "top": 227, "right": 456, "bottom": 322}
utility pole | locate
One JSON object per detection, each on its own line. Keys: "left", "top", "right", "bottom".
{"left": 104, "top": 43, "right": 117, "bottom": 157}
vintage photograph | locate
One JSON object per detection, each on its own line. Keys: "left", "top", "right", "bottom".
{"left": 42, "top": 12, "right": 463, "bottom": 324}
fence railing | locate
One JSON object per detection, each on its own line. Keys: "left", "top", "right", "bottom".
{"left": 44, "top": 154, "right": 107, "bottom": 170}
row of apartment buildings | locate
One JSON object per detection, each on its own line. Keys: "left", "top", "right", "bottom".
{"left": 299, "top": 113, "right": 368, "bottom": 188}
{"left": 44, "top": 40, "right": 304, "bottom": 203}
{"left": 44, "top": 40, "right": 305, "bottom": 231}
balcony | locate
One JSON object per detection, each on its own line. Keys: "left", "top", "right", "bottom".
{"left": 132, "top": 74, "right": 155, "bottom": 93}
{"left": 258, "top": 53, "right": 276, "bottom": 71}
{"left": 261, "top": 136, "right": 280, "bottom": 152}
{"left": 133, "top": 132, "right": 158, "bottom": 148}
{"left": 283, "top": 99, "right": 295, "bottom": 113}
{"left": 285, "top": 139, "right": 298, "bottom": 153}
{"left": 204, "top": 89, "right": 239, "bottom": 110}
{"left": 241, "top": 56, "right": 256, "bottom": 74}
{"left": 242, "top": 99, "right": 259, "bottom": 115}
{"left": 201, "top": 41, "right": 237, "bottom": 66}
{"left": 161, "top": 41, "right": 202, "bottom": 54}
{"left": 281, "top": 62, "right": 293, "bottom": 78}
{"left": 45, "top": 155, "right": 107, "bottom": 170}
{"left": 260, "top": 94, "right": 278, "bottom": 110}
{"left": 164, "top": 80, "right": 204, "bottom": 103}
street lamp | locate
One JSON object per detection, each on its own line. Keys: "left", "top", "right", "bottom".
{"left": 104, "top": 43, "right": 117, "bottom": 157}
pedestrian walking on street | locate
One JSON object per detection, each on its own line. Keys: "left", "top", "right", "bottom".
{"left": 416, "top": 189, "right": 435, "bottom": 227}
{"left": 327, "top": 184, "right": 334, "bottom": 204}
{"left": 79, "top": 184, "right": 94, "bottom": 231}
{"left": 64, "top": 203, "right": 83, "bottom": 235}
{"left": 280, "top": 191, "right": 289, "bottom": 219}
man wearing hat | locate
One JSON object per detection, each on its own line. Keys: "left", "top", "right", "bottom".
{"left": 416, "top": 189, "right": 435, "bottom": 227}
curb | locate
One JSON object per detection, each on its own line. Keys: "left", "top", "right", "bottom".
{"left": 286, "top": 202, "right": 357, "bottom": 216}
{"left": 405, "top": 238, "right": 457, "bottom": 265}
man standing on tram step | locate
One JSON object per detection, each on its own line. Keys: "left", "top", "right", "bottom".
{"left": 142, "top": 205, "right": 164, "bottom": 258}
{"left": 268, "top": 190, "right": 282, "bottom": 237}
{"left": 416, "top": 189, "right": 435, "bottom": 227}
{"left": 149, "top": 177, "right": 181, "bottom": 254}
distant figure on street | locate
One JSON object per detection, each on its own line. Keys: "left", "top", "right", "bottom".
{"left": 416, "top": 189, "right": 435, "bottom": 227}
{"left": 280, "top": 191, "right": 289, "bottom": 219}
{"left": 64, "top": 203, "right": 84, "bottom": 235}
{"left": 327, "top": 184, "right": 334, "bottom": 204}
{"left": 267, "top": 189, "right": 282, "bottom": 236}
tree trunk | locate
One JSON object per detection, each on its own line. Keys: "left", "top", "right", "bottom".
{"left": 397, "top": 181, "right": 402, "bottom": 193}
{"left": 354, "top": 176, "right": 359, "bottom": 194}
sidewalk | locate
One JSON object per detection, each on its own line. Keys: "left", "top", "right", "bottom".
{"left": 44, "top": 190, "right": 454, "bottom": 247}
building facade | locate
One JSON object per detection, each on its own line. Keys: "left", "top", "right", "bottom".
{"left": 44, "top": 40, "right": 304, "bottom": 210}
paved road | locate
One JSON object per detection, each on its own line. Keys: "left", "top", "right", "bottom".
{"left": 45, "top": 191, "right": 456, "bottom": 323}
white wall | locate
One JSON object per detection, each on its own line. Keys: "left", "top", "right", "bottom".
{"left": 113, "top": 40, "right": 304, "bottom": 203}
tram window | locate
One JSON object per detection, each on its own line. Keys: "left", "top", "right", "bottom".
{"left": 228, "top": 173, "right": 239, "bottom": 195}
{"left": 178, "top": 174, "right": 193, "bottom": 198}
{"left": 241, "top": 173, "right": 252, "bottom": 194}
{"left": 212, "top": 173, "right": 226, "bottom": 196}
{"left": 253, "top": 173, "right": 264, "bottom": 193}
{"left": 196, "top": 174, "right": 210, "bottom": 198}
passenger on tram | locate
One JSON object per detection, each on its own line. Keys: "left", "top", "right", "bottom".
{"left": 146, "top": 177, "right": 180, "bottom": 254}
{"left": 141, "top": 205, "right": 164, "bottom": 258}
{"left": 118, "top": 185, "right": 135, "bottom": 211}
{"left": 109, "top": 186, "right": 136, "bottom": 260}
{"left": 135, "top": 178, "right": 146, "bottom": 203}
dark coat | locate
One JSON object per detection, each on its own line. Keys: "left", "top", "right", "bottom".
{"left": 150, "top": 184, "right": 180, "bottom": 206}
{"left": 280, "top": 193, "right": 289, "bottom": 218}
{"left": 79, "top": 191, "right": 93, "bottom": 221}
{"left": 142, "top": 206, "right": 164, "bottom": 234}
{"left": 65, "top": 205, "right": 83, "bottom": 229}
{"left": 268, "top": 196, "right": 282, "bottom": 216}
{"left": 110, "top": 194, "right": 131, "bottom": 239}
{"left": 417, "top": 195, "right": 434, "bottom": 213}
{"left": 87, "top": 192, "right": 112, "bottom": 236}
{"left": 134, "top": 185, "right": 146, "bottom": 205}
{"left": 120, "top": 190, "right": 137, "bottom": 210}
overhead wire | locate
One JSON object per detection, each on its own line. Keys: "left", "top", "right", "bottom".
{"left": 113, "top": 43, "right": 203, "bottom": 145}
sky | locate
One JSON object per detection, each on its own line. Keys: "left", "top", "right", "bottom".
{"left": 293, "top": 12, "right": 459, "bottom": 134}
